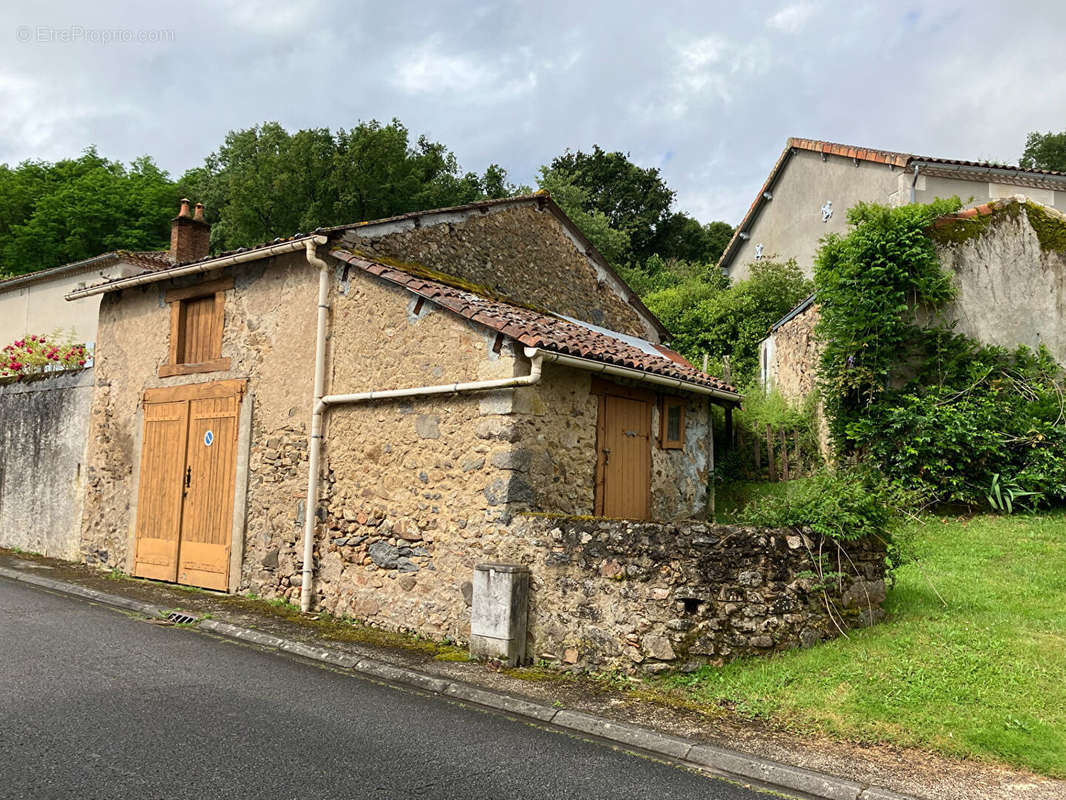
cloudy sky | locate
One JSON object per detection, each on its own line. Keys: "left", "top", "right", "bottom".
{"left": 1, "top": 1, "right": 1063, "bottom": 224}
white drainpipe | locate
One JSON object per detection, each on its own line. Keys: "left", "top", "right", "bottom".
{"left": 300, "top": 240, "right": 332, "bottom": 612}
{"left": 320, "top": 356, "right": 543, "bottom": 407}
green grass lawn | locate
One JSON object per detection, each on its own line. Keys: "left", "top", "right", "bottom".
{"left": 658, "top": 512, "right": 1066, "bottom": 777}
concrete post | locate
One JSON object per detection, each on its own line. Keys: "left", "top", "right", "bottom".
{"left": 469, "top": 563, "right": 529, "bottom": 666}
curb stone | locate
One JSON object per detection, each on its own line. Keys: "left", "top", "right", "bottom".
{"left": 0, "top": 566, "right": 169, "bottom": 619}
{"left": 1, "top": 566, "right": 919, "bottom": 800}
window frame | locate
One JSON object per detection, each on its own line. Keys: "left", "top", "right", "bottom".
{"left": 659, "top": 395, "right": 685, "bottom": 450}
{"left": 158, "top": 277, "right": 232, "bottom": 378}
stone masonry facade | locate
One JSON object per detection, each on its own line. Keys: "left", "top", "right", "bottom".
{"left": 499, "top": 516, "right": 886, "bottom": 672}
{"left": 80, "top": 202, "right": 777, "bottom": 664}
{"left": 339, "top": 202, "right": 653, "bottom": 339}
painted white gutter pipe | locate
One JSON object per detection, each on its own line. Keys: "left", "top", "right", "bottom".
{"left": 300, "top": 239, "right": 332, "bottom": 613}
{"left": 529, "top": 348, "right": 741, "bottom": 404}
{"left": 319, "top": 355, "right": 544, "bottom": 408}
{"left": 64, "top": 236, "right": 328, "bottom": 301}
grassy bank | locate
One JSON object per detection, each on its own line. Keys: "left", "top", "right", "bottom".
{"left": 657, "top": 512, "right": 1066, "bottom": 777}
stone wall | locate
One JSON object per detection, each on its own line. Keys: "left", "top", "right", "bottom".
{"left": 339, "top": 202, "right": 654, "bottom": 339}
{"left": 766, "top": 303, "right": 830, "bottom": 458}
{"left": 80, "top": 252, "right": 318, "bottom": 570}
{"left": 0, "top": 368, "right": 93, "bottom": 559}
{"left": 498, "top": 515, "right": 886, "bottom": 672}
{"left": 933, "top": 200, "right": 1066, "bottom": 364}
{"left": 241, "top": 266, "right": 713, "bottom": 642}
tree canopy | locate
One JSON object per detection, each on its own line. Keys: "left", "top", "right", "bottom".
{"left": 0, "top": 149, "right": 175, "bottom": 275}
{"left": 537, "top": 145, "right": 732, "bottom": 268}
{"left": 1020, "top": 130, "right": 1066, "bottom": 172}
{"left": 179, "top": 119, "right": 523, "bottom": 252}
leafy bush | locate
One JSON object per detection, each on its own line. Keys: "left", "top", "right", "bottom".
{"left": 736, "top": 467, "right": 896, "bottom": 542}
{"left": 814, "top": 199, "right": 1066, "bottom": 510}
{"left": 644, "top": 259, "right": 812, "bottom": 384}
{"left": 1, "top": 333, "right": 89, "bottom": 379}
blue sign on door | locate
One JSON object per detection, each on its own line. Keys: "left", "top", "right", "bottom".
{"left": 204, "top": 430, "right": 214, "bottom": 447}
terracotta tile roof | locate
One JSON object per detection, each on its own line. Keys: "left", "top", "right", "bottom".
{"left": 119, "top": 250, "right": 175, "bottom": 270}
{"left": 719, "top": 137, "right": 1066, "bottom": 269}
{"left": 931, "top": 195, "right": 1066, "bottom": 231}
{"left": 789, "top": 137, "right": 911, "bottom": 168}
{"left": 331, "top": 248, "right": 737, "bottom": 396}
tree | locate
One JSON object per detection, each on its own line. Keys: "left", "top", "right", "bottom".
{"left": 180, "top": 119, "right": 523, "bottom": 252}
{"left": 643, "top": 260, "right": 812, "bottom": 384}
{"left": 541, "top": 146, "right": 675, "bottom": 263}
{"left": 0, "top": 150, "right": 175, "bottom": 275}
{"left": 537, "top": 146, "right": 733, "bottom": 270}
{"left": 1020, "top": 131, "right": 1066, "bottom": 172}
{"left": 536, "top": 166, "right": 631, "bottom": 266}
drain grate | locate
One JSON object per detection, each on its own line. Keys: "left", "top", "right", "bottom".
{"left": 166, "top": 611, "right": 198, "bottom": 625}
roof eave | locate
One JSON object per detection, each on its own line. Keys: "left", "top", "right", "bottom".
{"left": 64, "top": 236, "right": 327, "bottom": 301}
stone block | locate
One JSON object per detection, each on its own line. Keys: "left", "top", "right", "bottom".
{"left": 469, "top": 563, "right": 529, "bottom": 666}
{"left": 642, "top": 634, "right": 676, "bottom": 661}
{"left": 414, "top": 415, "right": 440, "bottom": 439}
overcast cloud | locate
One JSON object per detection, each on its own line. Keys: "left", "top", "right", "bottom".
{"left": 1, "top": 1, "right": 1063, "bottom": 224}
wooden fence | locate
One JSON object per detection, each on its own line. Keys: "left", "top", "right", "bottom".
{"left": 733, "top": 423, "right": 816, "bottom": 481}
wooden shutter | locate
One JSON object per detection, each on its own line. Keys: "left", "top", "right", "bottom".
{"left": 179, "top": 295, "right": 221, "bottom": 364}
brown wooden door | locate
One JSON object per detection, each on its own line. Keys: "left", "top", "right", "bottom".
{"left": 132, "top": 400, "right": 189, "bottom": 582}
{"left": 133, "top": 380, "right": 244, "bottom": 591}
{"left": 597, "top": 394, "right": 651, "bottom": 519}
{"left": 176, "top": 394, "right": 240, "bottom": 590}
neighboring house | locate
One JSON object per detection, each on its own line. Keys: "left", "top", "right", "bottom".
{"left": 0, "top": 203, "right": 201, "bottom": 561}
{"left": 720, "top": 137, "right": 1066, "bottom": 281}
{"left": 0, "top": 249, "right": 173, "bottom": 347}
{"left": 68, "top": 194, "right": 740, "bottom": 647}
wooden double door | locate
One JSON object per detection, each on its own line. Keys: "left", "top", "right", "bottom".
{"left": 133, "top": 380, "right": 244, "bottom": 591}
{"left": 594, "top": 383, "right": 652, "bottom": 520}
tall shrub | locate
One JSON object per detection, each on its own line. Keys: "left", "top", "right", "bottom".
{"left": 814, "top": 200, "right": 1066, "bottom": 508}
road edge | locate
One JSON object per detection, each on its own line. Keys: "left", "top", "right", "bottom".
{"left": 0, "top": 566, "right": 914, "bottom": 800}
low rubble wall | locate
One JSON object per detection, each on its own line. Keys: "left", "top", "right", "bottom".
{"left": 500, "top": 515, "right": 886, "bottom": 672}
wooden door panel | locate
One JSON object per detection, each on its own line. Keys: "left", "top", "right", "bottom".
{"left": 600, "top": 395, "right": 650, "bottom": 520}
{"left": 177, "top": 394, "right": 239, "bottom": 590}
{"left": 133, "top": 400, "right": 189, "bottom": 582}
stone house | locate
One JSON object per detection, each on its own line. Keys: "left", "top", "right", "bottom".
{"left": 69, "top": 194, "right": 744, "bottom": 649}
{"left": 720, "top": 137, "right": 1066, "bottom": 281}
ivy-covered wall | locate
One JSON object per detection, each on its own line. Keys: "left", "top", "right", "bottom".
{"left": 932, "top": 198, "right": 1066, "bottom": 364}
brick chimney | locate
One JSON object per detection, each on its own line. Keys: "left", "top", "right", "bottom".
{"left": 170, "top": 198, "right": 211, "bottom": 263}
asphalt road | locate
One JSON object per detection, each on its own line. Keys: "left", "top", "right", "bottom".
{"left": 0, "top": 576, "right": 770, "bottom": 799}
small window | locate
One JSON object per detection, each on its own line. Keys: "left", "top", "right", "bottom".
{"left": 660, "top": 397, "right": 685, "bottom": 449}
{"left": 177, "top": 294, "right": 219, "bottom": 364}
{"left": 159, "top": 277, "right": 232, "bottom": 377}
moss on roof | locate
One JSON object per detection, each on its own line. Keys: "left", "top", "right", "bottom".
{"left": 929, "top": 200, "right": 1024, "bottom": 247}
{"left": 929, "top": 199, "right": 1066, "bottom": 254}
{"left": 1024, "top": 201, "right": 1066, "bottom": 254}
{"left": 337, "top": 247, "right": 557, "bottom": 316}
